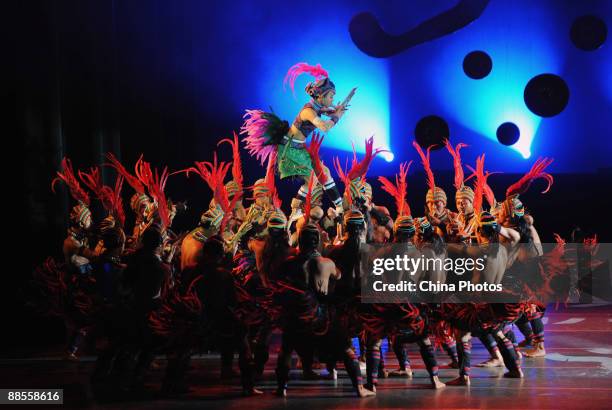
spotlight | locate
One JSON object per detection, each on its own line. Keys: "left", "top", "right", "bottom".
{"left": 381, "top": 151, "right": 394, "bottom": 162}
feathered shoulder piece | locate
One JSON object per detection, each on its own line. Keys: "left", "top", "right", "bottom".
{"left": 284, "top": 62, "right": 329, "bottom": 94}
{"left": 52, "top": 157, "right": 90, "bottom": 206}
{"left": 241, "top": 110, "right": 288, "bottom": 165}
{"left": 506, "top": 157, "right": 554, "bottom": 198}
{"left": 445, "top": 140, "right": 468, "bottom": 190}
{"left": 378, "top": 161, "right": 412, "bottom": 216}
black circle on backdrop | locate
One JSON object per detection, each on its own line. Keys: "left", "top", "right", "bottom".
{"left": 524, "top": 74, "right": 570, "bottom": 117}
{"left": 463, "top": 50, "right": 493, "bottom": 79}
{"left": 496, "top": 122, "right": 520, "bottom": 146}
{"left": 414, "top": 115, "right": 449, "bottom": 150}
{"left": 570, "top": 15, "right": 607, "bottom": 51}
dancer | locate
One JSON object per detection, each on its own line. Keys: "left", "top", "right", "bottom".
{"left": 242, "top": 63, "right": 355, "bottom": 224}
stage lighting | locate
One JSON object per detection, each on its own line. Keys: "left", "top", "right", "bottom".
{"left": 381, "top": 151, "right": 394, "bottom": 162}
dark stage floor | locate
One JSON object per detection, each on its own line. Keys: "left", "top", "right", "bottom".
{"left": 1, "top": 304, "right": 611, "bottom": 409}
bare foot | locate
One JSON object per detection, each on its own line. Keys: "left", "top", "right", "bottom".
{"left": 389, "top": 368, "right": 413, "bottom": 378}
{"left": 503, "top": 369, "right": 524, "bottom": 378}
{"left": 446, "top": 375, "right": 471, "bottom": 386}
{"left": 431, "top": 376, "right": 446, "bottom": 389}
{"left": 274, "top": 388, "right": 287, "bottom": 397}
{"left": 356, "top": 385, "right": 376, "bottom": 398}
{"left": 476, "top": 358, "right": 503, "bottom": 367}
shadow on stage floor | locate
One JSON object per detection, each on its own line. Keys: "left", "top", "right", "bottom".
{"left": 1, "top": 304, "right": 611, "bottom": 409}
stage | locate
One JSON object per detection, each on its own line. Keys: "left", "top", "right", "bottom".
{"left": 2, "top": 304, "right": 610, "bottom": 409}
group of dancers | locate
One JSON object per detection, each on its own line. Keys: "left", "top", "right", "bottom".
{"left": 32, "top": 62, "right": 590, "bottom": 399}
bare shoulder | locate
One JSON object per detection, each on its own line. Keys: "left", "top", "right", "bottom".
{"left": 316, "top": 256, "right": 336, "bottom": 268}
{"left": 300, "top": 107, "right": 317, "bottom": 120}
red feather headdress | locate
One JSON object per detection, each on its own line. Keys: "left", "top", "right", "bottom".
{"left": 506, "top": 157, "right": 554, "bottom": 198}
{"left": 378, "top": 161, "right": 412, "bottom": 216}
{"left": 135, "top": 157, "right": 171, "bottom": 230}
{"left": 104, "top": 152, "right": 146, "bottom": 194}
{"left": 412, "top": 141, "right": 436, "bottom": 193}
{"left": 306, "top": 131, "right": 329, "bottom": 185}
{"left": 78, "top": 166, "right": 125, "bottom": 226}
{"left": 284, "top": 62, "right": 329, "bottom": 94}
{"left": 445, "top": 140, "right": 469, "bottom": 190}
{"left": 217, "top": 131, "right": 244, "bottom": 201}
{"left": 52, "top": 158, "right": 90, "bottom": 206}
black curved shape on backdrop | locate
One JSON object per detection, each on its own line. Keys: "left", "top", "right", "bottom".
{"left": 349, "top": 0, "right": 490, "bottom": 58}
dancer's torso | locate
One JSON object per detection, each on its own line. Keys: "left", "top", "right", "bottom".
{"left": 289, "top": 102, "right": 324, "bottom": 141}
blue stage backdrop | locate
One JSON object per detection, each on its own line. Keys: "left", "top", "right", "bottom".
{"left": 182, "top": 0, "right": 612, "bottom": 175}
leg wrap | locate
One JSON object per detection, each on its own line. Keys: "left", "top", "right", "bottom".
{"left": 531, "top": 317, "right": 545, "bottom": 343}
{"left": 457, "top": 338, "right": 472, "bottom": 376}
{"left": 443, "top": 340, "right": 459, "bottom": 362}
{"left": 366, "top": 340, "right": 382, "bottom": 386}
{"left": 323, "top": 180, "right": 343, "bottom": 207}
{"left": 418, "top": 339, "right": 439, "bottom": 377}
{"left": 498, "top": 335, "right": 521, "bottom": 372}
{"left": 343, "top": 347, "right": 363, "bottom": 387}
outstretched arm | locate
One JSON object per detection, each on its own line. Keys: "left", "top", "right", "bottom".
{"left": 301, "top": 107, "right": 345, "bottom": 132}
